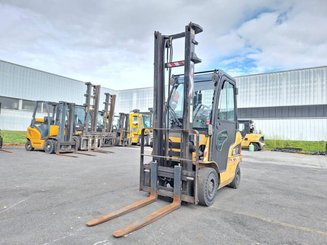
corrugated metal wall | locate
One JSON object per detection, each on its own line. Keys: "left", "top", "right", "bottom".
{"left": 254, "top": 119, "right": 327, "bottom": 141}
{"left": 0, "top": 60, "right": 115, "bottom": 106}
{"left": 236, "top": 66, "right": 327, "bottom": 108}
{"left": 116, "top": 87, "right": 153, "bottom": 113}
{"left": 0, "top": 60, "right": 116, "bottom": 130}
{"left": 0, "top": 109, "right": 31, "bottom": 131}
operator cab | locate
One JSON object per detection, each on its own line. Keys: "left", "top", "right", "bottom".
{"left": 168, "top": 70, "right": 238, "bottom": 160}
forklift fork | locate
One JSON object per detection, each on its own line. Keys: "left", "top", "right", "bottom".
{"left": 86, "top": 163, "right": 182, "bottom": 238}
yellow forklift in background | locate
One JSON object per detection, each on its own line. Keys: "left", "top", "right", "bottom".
{"left": 87, "top": 22, "right": 242, "bottom": 238}
{"left": 238, "top": 119, "right": 265, "bottom": 151}
{"left": 129, "top": 109, "right": 152, "bottom": 145}
{"left": 25, "top": 101, "right": 77, "bottom": 154}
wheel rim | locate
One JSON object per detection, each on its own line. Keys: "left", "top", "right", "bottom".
{"left": 207, "top": 176, "right": 216, "bottom": 199}
{"left": 45, "top": 141, "right": 52, "bottom": 152}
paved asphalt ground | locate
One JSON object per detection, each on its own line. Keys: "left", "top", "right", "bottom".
{"left": 0, "top": 146, "right": 326, "bottom": 245}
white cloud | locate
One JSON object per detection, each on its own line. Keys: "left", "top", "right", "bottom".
{"left": 230, "top": 0, "right": 327, "bottom": 73}
{"left": 0, "top": 0, "right": 326, "bottom": 89}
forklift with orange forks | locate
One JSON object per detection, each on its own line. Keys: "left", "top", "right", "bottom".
{"left": 86, "top": 22, "right": 242, "bottom": 238}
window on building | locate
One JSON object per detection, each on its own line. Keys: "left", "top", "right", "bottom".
{"left": 0, "top": 96, "right": 19, "bottom": 110}
{"left": 22, "top": 100, "right": 35, "bottom": 111}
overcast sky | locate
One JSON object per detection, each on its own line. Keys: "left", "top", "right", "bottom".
{"left": 0, "top": 0, "right": 326, "bottom": 90}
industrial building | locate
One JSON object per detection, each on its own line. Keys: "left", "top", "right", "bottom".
{"left": 0, "top": 59, "right": 326, "bottom": 141}
{"left": 0, "top": 60, "right": 113, "bottom": 131}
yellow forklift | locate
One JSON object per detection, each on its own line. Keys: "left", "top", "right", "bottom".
{"left": 25, "top": 101, "right": 77, "bottom": 154}
{"left": 86, "top": 22, "right": 242, "bottom": 238}
{"left": 238, "top": 119, "right": 265, "bottom": 151}
{"left": 129, "top": 109, "right": 152, "bottom": 145}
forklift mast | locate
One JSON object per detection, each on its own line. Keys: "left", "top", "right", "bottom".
{"left": 55, "top": 101, "right": 77, "bottom": 154}
{"left": 103, "top": 93, "right": 116, "bottom": 133}
{"left": 100, "top": 93, "right": 117, "bottom": 147}
{"left": 56, "top": 102, "right": 75, "bottom": 143}
{"left": 84, "top": 82, "right": 100, "bottom": 134}
{"left": 77, "top": 82, "right": 102, "bottom": 150}
{"left": 151, "top": 22, "right": 202, "bottom": 196}
{"left": 116, "top": 112, "right": 130, "bottom": 146}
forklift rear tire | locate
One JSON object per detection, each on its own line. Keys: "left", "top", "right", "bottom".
{"left": 228, "top": 165, "right": 241, "bottom": 189}
{"left": 25, "top": 140, "right": 34, "bottom": 151}
{"left": 198, "top": 167, "right": 218, "bottom": 207}
{"left": 253, "top": 143, "right": 260, "bottom": 151}
{"left": 44, "top": 139, "right": 55, "bottom": 154}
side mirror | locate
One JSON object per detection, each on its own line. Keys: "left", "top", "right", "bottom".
{"left": 208, "top": 124, "right": 213, "bottom": 136}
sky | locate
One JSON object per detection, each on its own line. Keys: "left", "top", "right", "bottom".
{"left": 0, "top": 0, "right": 326, "bottom": 90}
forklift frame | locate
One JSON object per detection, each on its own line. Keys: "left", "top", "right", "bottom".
{"left": 101, "top": 93, "right": 117, "bottom": 147}
{"left": 78, "top": 82, "right": 102, "bottom": 150}
{"left": 27, "top": 100, "right": 77, "bottom": 154}
{"left": 87, "top": 22, "right": 204, "bottom": 237}
{"left": 115, "top": 113, "right": 131, "bottom": 146}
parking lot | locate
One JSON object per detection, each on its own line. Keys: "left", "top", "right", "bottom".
{"left": 0, "top": 146, "right": 326, "bottom": 245}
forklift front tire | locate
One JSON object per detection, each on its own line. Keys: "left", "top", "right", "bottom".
{"left": 25, "top": 140, "right": 34, "bottom": 151}
{"left": 44, "top": 139, "right": 55, "bottom": 154}
{"left": 198, "top": 167, "right": 218, "bottom": 207}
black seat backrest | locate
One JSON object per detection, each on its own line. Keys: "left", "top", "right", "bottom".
{"left": 34, "top": 123, "right": 49, "bottom": 139}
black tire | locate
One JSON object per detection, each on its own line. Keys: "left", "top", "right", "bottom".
{"left": 253, "top": 143, "right": 260, "bottom": 151}
{"left": 0, "top": 136, "right": 3, "bottom": 149}
{"left": 228, "top": 165, "right": 241, "bottom": 189}
{"left": 25, "top": 139, "right": 34, "bottom": 151}
{"left": 44, "top": 139, "right": 55, "bottom": 154}
{"left": 198, "top": 167, "right": 219, "bottom": 206}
